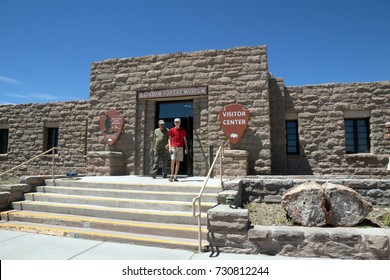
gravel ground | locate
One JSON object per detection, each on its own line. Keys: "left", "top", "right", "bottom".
{"left": 246, "top": 202, "right": 390, "bottom": 228}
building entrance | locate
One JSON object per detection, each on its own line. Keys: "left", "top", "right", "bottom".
{"left": 157, "top": 100, "right": 193, "bottom": 176}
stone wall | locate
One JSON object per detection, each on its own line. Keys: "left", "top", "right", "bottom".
{"left": 88, "top": 46, "right": 271, "bottom": 176}
{"left": 208, "top": 204, "right": 390, "bottom": 259}
{"left": 0, "top": 176, "right": 60, "bottom": 211}
{"left": 240, "top": 177, "right": 390, "bottom": 206}
{"left": 214, "top": 149, "right": 249, "bottom": 177}
{"left": 0, "top": 184, "right": 31, "bottom": 211}
{"left": 0, "top": 101, "right": 89, "bottom": 176}
{"left": 270, "top": 81, "right": 390, "bottom": 177}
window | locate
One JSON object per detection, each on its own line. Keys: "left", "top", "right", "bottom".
{"left": 0, "top": 129, "right": 9, "bottom": 154}
{"left": 286, "top": 120, "right": 299, "bottom": 154}
{"left": 344, "top": 119, "right": 370, "bottom": 154}
{"left": 45, "top": 127, "right": 59, "bottom": 153}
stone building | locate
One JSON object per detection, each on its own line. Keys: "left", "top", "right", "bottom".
{"left": 0, "top": 45, "right": 389, "bottom": 178}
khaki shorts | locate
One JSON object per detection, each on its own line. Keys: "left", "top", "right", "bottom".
{"left": 170, "top": 147, "right": 184, "bottom": 161}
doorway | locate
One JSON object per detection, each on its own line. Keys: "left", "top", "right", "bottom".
{"left": 157, "top": 100, "right": 193, "bottom": 176}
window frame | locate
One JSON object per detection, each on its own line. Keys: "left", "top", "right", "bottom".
{"left": 285, "top": 120, "right": 299, "bottom": 155}
{"left": 0, "top": 129, "right": 9, "bottom": 154}
{"left": 344, "top": 118, "right": 371, "bottom": 154}
{"left": 44, "top": 127, "right": 59, "bottom": 153}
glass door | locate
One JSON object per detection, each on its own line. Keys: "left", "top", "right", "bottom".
{"left": 157, "top": 100, "right": 193, "bottom": 176}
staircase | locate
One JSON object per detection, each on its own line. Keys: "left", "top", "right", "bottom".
{"left": 0, "top": 176, "right": 221, "bottom": 251}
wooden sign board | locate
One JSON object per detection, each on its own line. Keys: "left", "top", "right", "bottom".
{"left": 99, "top": 110, "right": 124, "bottom": 145}
{"left": 219, "top": 103, "right": 249, "bottom": 144}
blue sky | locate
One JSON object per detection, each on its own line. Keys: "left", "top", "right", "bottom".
{"left": 1, "top": 0, "right": 389, "bottom": 105}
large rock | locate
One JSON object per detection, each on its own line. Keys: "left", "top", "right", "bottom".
{"left": 281, "top": 182, "right": 327, "bottom": 226}
{"left": 324, "top": 182, "right": 373, "bottom": 226}
{"left": 282, "top": 181, "right": 373, "bottom": 227}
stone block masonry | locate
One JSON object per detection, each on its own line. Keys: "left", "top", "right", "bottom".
{"left": 0, "top": 45, "right": 389, "bottom": 177}
{"left": 0, "top": 101, "right": 89, "bottom": 176}
{"left": 88, "top": 46, "right": 272, "bottom": 176}
{"left": 241, "top": 176, "right": 390, "bottom": 206}
{"left": 270, "top": 80, "right": 390, "bottom": 177}
{"left": 208, "top": 204, "right": 390, "bottom": 259}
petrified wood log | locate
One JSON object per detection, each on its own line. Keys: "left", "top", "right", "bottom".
{"left": 281, "top": 181, "right": 327, "bottom": 226}
{"left": 282, "top": 181, "right": 372, "bottom": 227}
{"left": 323, "top": 182, "right": 372, "bottom": 226}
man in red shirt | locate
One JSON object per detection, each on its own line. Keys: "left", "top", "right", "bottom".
{"left": 168, "top": 118, "right": 188, "bottom": 182}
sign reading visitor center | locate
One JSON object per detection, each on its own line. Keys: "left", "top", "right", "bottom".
{"left": 100, "top": 110, "right": 124, "bottom": 145}
{"left": 219, "top": 103, "right": 249, "bottom": 144}
{"left": 138, "top": 86, "right": 207, "bottom": 100}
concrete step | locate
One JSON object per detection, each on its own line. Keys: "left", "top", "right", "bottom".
{"left": 44, "top": 178, "right": 222, "bottom": 194}
{"left": 12, "top": 200, "right": 208, "bottom": 225}
{"left": 36, "top": 186, "right": 217, "bottom": 203}
{"left": 1, "top": 210, "right": 207, "bottom": 240}
{"left": 24, "top": 193, "right": 215, "bottom": 212}
{"left": 0, "top": 221, "right": 207, "bottom": 251}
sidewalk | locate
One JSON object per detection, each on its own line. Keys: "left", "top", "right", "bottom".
{"left": 0, "top": 229, "right": 298, "bottom": 260}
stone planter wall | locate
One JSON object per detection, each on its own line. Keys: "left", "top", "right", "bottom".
{"left": 0, "top": 184, "right": 31, "bottom": 212}
{"left": 207, "top": 177, "right": 390, "bottom": 259}
{"left": 241, "top": 176, "right": 390, "bottom": 206}
{"left": 207, "top": 204, "right": 390, "bottom": 259}
{"left": 0, "top": 175, "right": 69, "bottom": 212}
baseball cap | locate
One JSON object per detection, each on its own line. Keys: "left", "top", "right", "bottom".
{"left": 174, "top": 118, "right": 181, "bottom": 122}
{"left": 158, "top": 120, "right": 165, "bottom": 125}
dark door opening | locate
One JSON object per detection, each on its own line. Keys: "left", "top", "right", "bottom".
{"left": 157, "top": 100, "right": 193, "bottom": 176}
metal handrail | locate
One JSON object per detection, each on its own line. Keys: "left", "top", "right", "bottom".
{"left": 192, "top": 145, "right": 223, "bottom": 252}
{"left": 0, "top": 147, "right": 60, "bottom": 181}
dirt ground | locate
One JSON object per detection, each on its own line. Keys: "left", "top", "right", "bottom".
{"left": 246, "top": 202, "right": 390, "bottom": 228}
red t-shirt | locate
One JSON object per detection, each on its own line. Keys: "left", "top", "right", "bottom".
{"left": 168, "top": 127, "right": 187, "bottom": 147}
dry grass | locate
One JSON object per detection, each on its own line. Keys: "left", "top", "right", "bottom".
{"left": 0, "top": 174, "right": 19, "bottom": 185}
{"left": 245, "top": 203, "right": 293, "bottom": 226}
{"left": 245, "top": 202, "right": 390, "bottom": 228}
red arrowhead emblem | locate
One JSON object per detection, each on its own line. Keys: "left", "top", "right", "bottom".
{"left": 99, "top": 110, "right": 124, "bottom": 145}
{"left": 219, "top": 104, "right": 249, "bottom": 144}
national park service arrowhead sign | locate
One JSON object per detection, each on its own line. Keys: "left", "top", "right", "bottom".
{"left": 219, "top": 103, "right": 249, "bottom": 144}
{"left": 100, "top": 110, "right": 124, "bottom": 145}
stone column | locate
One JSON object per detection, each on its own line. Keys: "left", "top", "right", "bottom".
{"left": 207, "top": 204, "right": 255, "bottom": 254}
{"left": 87, "top": 151, "right": 124, "bottom": 175}
{"left": 214, "top": 149, "right": 249, "bottom": 177}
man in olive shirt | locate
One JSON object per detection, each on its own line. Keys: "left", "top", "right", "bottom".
{"left": 150, "top": 120, "right": 169, "bottom": 178}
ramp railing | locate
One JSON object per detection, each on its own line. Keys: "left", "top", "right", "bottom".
{"left": 192, "top": 145, "right": 223, "bottom": 252}
{"left": 0, "top": 147, "right": 60, "bottom": 181}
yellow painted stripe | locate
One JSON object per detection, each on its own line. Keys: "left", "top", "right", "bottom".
{"left": 42, "top": 186, "right": 218, "bottom": 197}
{"left": 0, "top": 223, "right": 204, "bottom": 246}
{"left": 30, "top": 193, "right": 216, "bottom": 207}
{"left": 17, "top": 201, "right": 208, "bottom": 218}
{"left": 54, "top": 179, "right": 221, "bottom": 189}
{"left": 7, "top": 211, "right": 208, "bottom": 233}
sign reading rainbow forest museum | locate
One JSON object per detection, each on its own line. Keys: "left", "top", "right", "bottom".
{"left": 219, "top": 103, "right": 250, "bottom": 144}
{"left": 138, "top": 86, "right": 207, "bottom": 100}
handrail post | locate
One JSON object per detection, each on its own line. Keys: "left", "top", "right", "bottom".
{"left": 191, "top": 145, "right": 223, "bottom": 253}
{"left": 52, "top": 147, "right": 55, "bottom": 181}
{"left": 220, "top": 146, "right": 223, "bottom": 187}
{"left": 0, "top": 147, "right": 58, "bottom": 178}
{"left": 209, "top": 145, "right": 214, "bottom": 178}
{"left": 197, "top": 198, "right": 202, "bottom": 252}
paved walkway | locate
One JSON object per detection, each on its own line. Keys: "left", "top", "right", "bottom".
{"left": 0, "top": 229, "right": 300, "bottom": 260}
{"left": 74, "top": 174, "right": 224, "bottom": 186}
